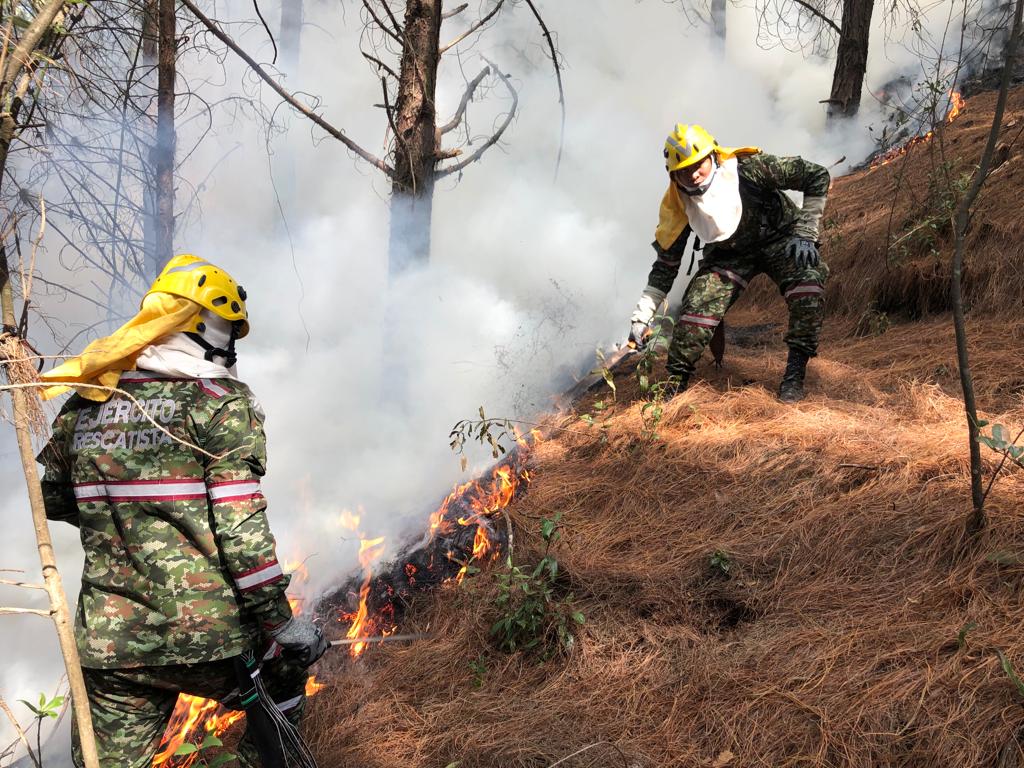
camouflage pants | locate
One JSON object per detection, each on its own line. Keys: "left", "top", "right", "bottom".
{"left": 666, "top": 243, "right": 829, "bottom": 376}
{"left": 71, "top": 653, "right": 308, "bottom": 768}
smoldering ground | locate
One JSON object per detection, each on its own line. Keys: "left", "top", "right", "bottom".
{"left": 0, "top": 0, "right": 999, "bottom": 757}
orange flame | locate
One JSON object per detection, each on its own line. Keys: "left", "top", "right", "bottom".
{"left": 153, "top": 696, "right": 245, "bottom": 767}
{"left": 344, "top": 535, "right": 387, "bottom": 657}
{"left": 871, "top": 90, "right": 965, "bottom": 168}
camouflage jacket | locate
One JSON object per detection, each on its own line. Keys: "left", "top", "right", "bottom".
{"left": 646, "top": 153, "right": 831, "bottom": 295}
{"left": 38, "top": 371, "right": 293, "bottom": 669}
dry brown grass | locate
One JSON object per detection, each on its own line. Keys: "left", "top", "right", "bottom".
{"left": 304, "top": 318, "right": 1024, "bottom": 767}
{"left": 300, "top": 87, "right": 1024, "bottom": 768}
{"left": 742, "top": 85, "right": 1024, "bottom": 321}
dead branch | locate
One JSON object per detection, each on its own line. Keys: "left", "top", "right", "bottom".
{"left": 0, "top": 578, "right": 46, "bottom": 590}
{"left": 436, "top": 57, "right": 518, "bottom": 178}
{"left": 0, "top": 693, "right": 38, "bottom": 768}
{"left": 522, "top": 0, "right": 566, "bottom": 178}
{"left": 180, "top": 0, "right": 395, "bottom": 177}
{"left": 0, "top": 607, "right": 51, "bottom": 617}
{"left": 439, "top": 65, "right": 489, "bottom": 135}
{"left": 361, "top": 0, "right": 404, "bottom": 46}
{"left": 363, "top": 51, "right": 399, "bottom": 80}
{"left": 792, "top": 0, "right": 841, "bottom": 34}
{"left": 439, "top": 0, "right": 506, "bottom": 54}
{"left": 376, "top": 0, "right": 405, "bottom": 38}
{"left": 442, "top": 3, "right": 469, "bottom": 19}
{"left": 0, "top": 0, "right": 68, "bottom": 96}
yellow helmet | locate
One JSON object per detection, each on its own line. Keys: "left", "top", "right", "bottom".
{"left": 145, "top": 254, "right": 249, "bottom": 338}
{"left": 664, "top": 124, "right": 719, "bottom": 172}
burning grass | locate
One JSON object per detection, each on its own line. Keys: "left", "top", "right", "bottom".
{"left": 302, "top": 319, "right": 1024, "bottom": 767}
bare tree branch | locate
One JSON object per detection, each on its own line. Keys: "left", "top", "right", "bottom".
{"left": 363, "top": 51, "right": 399, "bottom": 80}
{"left": 436, "top": 57, "right": 517, "bottom": 178}
{"left": 442, "top": 3, "right": 469, "bottom": 19}
{"left": 0, "top": 0, "right": 68, "bottom": 96}
{"left": 791, "top": 0, "right": 842, "bottom": 35}
{"left": 0, "top": 693, "right": 39, "bottom": 768}
{"left": 361, "top": 0, "right": 404, "bottom": 46}
{"left": 180, "top": 0, "right": 395, "bottom": 177}
{"left": 439, "top": 65, "right": 489, "bottom": 134}
{"left": 0, "top": 607, "right": 52, "bottom": 617}
{"left": 376, "top": 0, "right": 405, "bottom": 37}
{"left": 439, "top": 0, "right": 506, "bottom": 54}
{"left": 0, "top": 577, "right": 46, "bottom": 590}
{"left": 522, "top": 0, "right": 565, "bottom": 178}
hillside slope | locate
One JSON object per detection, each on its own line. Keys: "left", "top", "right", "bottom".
{"left": 305, "top": 88, "right": 1024, "bottom": 768}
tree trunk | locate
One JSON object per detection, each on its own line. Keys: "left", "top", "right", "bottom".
{"left": 827, "top": 0, "right": 874, "bottom": 119}
{"left": 152, "top": 0, "right": 176, "bottom": 277}
{"left": 711, "top": 0, "right": 727, "bottom": 47}
{"left": 388, "top": 0, "right": 442, "bottom": 276}
{"left": 954, "top": 0, "right": 1023, "bottom": 536}
{"left": 279, "top": 0, "right": 303, "bottom": 74}
{"left": 141, "top": 0, "right": 159, "bottom": 276}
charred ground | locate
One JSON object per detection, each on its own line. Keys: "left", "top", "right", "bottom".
{"left": 302, "top": 87, "right": 1024, "bottom": 767}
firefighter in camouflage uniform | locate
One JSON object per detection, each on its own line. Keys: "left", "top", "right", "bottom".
{"left": 629, "top": 123, "right": 831, "bottom": 401}
{"left": 38, "top": 255, "right": 327, "bottom": 767}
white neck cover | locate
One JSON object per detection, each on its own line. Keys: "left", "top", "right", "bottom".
{"left": 680, "top": 157, "right": 743, "bottom": 244}
{"left": 135, "top": 310, "right": 238, "bottom": 380}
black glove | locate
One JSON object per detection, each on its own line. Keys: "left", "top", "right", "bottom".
{"left": 787, "top": 237, "right": 819, "bottom": 269}
{"left": 629, "top": 321, "right": 651, "bottom": 350}
{"left": 269, "top": 617, "right": 328, "bottom": 667}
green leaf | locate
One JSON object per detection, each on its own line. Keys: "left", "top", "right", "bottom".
{"left": 992, "top": 424, "right": 1009, "bottom": 445}
{"left": 18, "top": 700, "right": 41, "bottom": 717}
{"left": 579, "top": 414, "right": 594, "bottom": 426}
{"left": 174, "top": 743, "right": 200, "bottom": 756}
{"left": 209, "top": 754, "right": 236, "bottom": 768}
{"left": 998, "top": 650, "right": 1024, "bottom": 698}
{"left": 957, "top": 621, "right": 977, "bottom": 650}
{"left": 986, "top": 550, "right": 1023, "bottom": 565}
{"left": 200, "top": 734, "right": 223, "bottom": 749}
{"left": 571, "top": 611, "right": 586, "bottom": 624}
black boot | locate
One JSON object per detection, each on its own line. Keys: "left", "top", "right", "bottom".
{"left": 778, "top": 348, "right": 810, "bottom": 403}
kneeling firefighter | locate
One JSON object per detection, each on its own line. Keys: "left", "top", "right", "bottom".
{"left": 38, "top": 255, "right": 326, "bottom": 768}
{"left": 628, "top": 124, "right": 831, "bottom": 402}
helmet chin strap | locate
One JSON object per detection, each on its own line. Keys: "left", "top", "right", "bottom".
{"left": 677, "top": 154, "right": 719, "bottom": 197}
{"left": 184, "top": 314, "right": 242, "bottom": 368}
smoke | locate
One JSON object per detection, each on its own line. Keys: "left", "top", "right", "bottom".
{"left": 0, "top": 0, "right": 997, "bottom": 756}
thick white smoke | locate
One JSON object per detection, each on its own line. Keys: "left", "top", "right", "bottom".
{"left": 0, "top": 0, "right": 991, "bottom": 757}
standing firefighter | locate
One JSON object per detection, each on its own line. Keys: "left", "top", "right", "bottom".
{"left": 37, "top": 255, "right": 326, "bottom": 768}
{"left": 629, "top": 124, "right": 831, "bottom": 401}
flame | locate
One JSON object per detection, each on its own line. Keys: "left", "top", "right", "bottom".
{"left": 153, "top": 696, "right": 245, "bottom": 767}
{"left": 344, "top": 535, "right": 387, "bottom": 657}
{"left": 155, "top": 671, "right": 328, "bottom": 766}
{"left": 163, "top": 430, "right": 542, "bottom": 755}
{"left": 338, "top": 508, "right": 361, "bottom": 531}
{"left": 946, "top": 90, "right": 965, "bottom": 123}
{"left": 871, "top": 90, "right": 965, "bottom": 168}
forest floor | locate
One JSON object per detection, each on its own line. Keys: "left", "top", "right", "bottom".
{"left": 301, "top": 86, "right": 1024, "bottom": 767}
